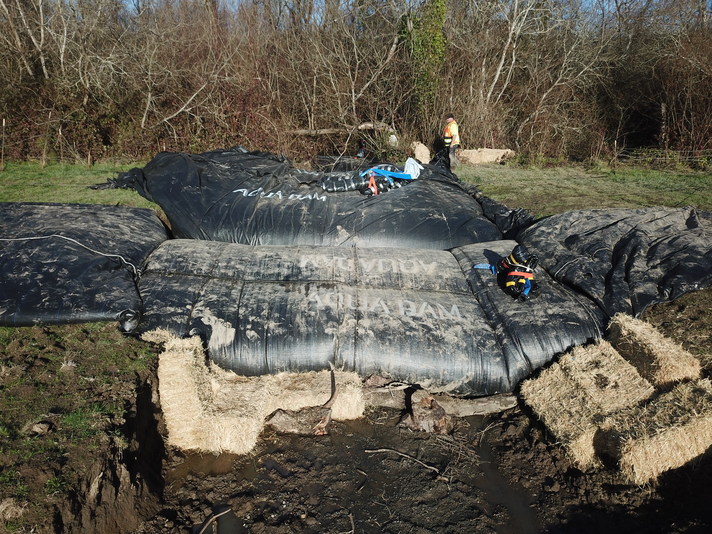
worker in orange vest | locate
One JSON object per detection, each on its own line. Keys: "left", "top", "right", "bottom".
{"left": 443, "top": 113, "right": 460, "bottom": 168}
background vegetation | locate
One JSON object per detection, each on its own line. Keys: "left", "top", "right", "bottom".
{"left": 1, "top": 0, "right": 710, "bottom": 164}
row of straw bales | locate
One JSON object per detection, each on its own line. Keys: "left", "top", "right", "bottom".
{"left": 408, "top": 142, "right": 516, "bottom": 166}
{"left": 146, "top": 330, "right": 365, "bottom": 455}
{"left": 521, "top": 313, "right": 710, "bottom": 484}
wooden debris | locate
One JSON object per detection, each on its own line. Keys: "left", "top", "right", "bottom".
{"left": 365, "top": 447, "right": 449, "bottom": 482}
{"left": 362, "top": 374, "right": 516, "bottom": 416}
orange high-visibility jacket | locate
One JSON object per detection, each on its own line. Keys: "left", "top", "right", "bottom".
{"left": 443, "top": 120, "right": 460, "bottom": 147}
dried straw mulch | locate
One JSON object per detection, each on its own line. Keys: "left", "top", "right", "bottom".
{"left": 608, "top": 313, "right": 701, "bottom": 388}
{"left": 596, "top": 378, "right": 712, "bottom": 485}
{"left": 520, "top": 340, "right": 655, "bottom": 468}
{"left": 144, "top": 330, "right": 365, "bottom": 455}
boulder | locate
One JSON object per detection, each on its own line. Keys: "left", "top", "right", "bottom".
{"left": 459, "top": 148, "right": 515, "bottom": 165}
{"left": 410, "top": 141, "right": 431, "bottom": 164}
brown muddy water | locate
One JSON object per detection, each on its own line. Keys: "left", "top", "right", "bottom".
{"left": 140, "top": 411, "right": 538, "bottom": 533}
{"left": 133, "top": 401, "right": 712, "bottom": 534}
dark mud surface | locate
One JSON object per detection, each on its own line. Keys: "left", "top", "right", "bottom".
{"left": 132, "top": 404, "right": 712, "bottom": 534}
{"left": 131, "top": 288, "right": 712, "bottom": 534}
{"left": 1, "top": 289, "right": 711, "bottom": 533}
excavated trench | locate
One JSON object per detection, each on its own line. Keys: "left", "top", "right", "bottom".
{"left": 55, "top": 368, "right": 712, "bottom": 534}
{"left": 52, "top": 375, "right": 164, "bottom": 533}
{"left": 57, "top": 372, "right": 543, "bottom": 534}
{"left": 53, "top": 295, "right": 712, "bottom": 534}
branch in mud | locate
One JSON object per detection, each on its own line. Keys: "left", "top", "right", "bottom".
{"left": 364, "top": 447, "right": 449, "bottom": 482}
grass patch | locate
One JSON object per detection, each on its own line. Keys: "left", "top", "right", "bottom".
{"left": 3, "top": 160, "right": 710, "bottom": 220}
{"left": 0, "top": 470, "right": 29, "bottom": 499}
{"left": 0, "top": 323, "right": 159, "bottom": 520}
{"left": 0, "top": 161, "right": 156, "bottom": 210}
{"left": 457, "top": 163, "right": 712, "bottom": 217}
{"left": 44, "top": 475, "right": 68, "bottom": 496}
{"left": 60, "top": 405, "right": 108, "bottom": 440}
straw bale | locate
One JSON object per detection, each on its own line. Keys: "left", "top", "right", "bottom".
{"left": 209, "top": 364, "right": 365, "bottom": 421}
{"left": 520, "top": 341, "right": 654, "bottom": 468}
{"left": 140, "top": 328, "right": 176, "bottom": 346}
{"left": 597, "top": 379, "right": 712, "bottom": 485}
{"left": 410, "top": 141, "right": 431, "bottom": 163}
{"left": 459, "top": 148, "right": 516, "bottom": 165}
{"left": 608, "top": 313, "right": 701, "bottom": 388}
{"left": 557, "top": 341, "right": 655, "bottom": 411}
{"left": 155, "top": 335, "right": 212, "bottom": 451}
{"left": 152, "top": 331, "right": 364, "bottom": 455}
{"left": 521, "top": 365, "right": 603, "bottom": 467}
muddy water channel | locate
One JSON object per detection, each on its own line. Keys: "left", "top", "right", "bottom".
{"left": 132, "top": 404, "right": 712, "bottom": 534}
{"left": 135, "top": 410, "right": 542, "bottom": 533}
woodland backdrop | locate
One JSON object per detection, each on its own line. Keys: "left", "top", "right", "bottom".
{"left": 1, "top": 0, "right": 710, "bottom": 163}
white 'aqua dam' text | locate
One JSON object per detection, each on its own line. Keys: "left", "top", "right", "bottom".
{"left": 299, "top": 255, "right": 439, "bottom": 275}
{"left": 308, "top": 291, "right": 461, "bottom": 320}
{"left": 232, "top": 187, "right": 327, "bottom": 202}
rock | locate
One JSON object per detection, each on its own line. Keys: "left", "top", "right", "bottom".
{"left": 459, "top": 148, "right": 515, "bottom": 165}
{"left": 543, "top": 476, "right": 561, "bottom": 493}
{"left": 30, "top": 421, "right": 53, "bottom": 435}
{"left": 21, "top": 419, "right": 54, "bottom": 436}
{"left": 410, "top": 141, "right": 431, "bottom": 164}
